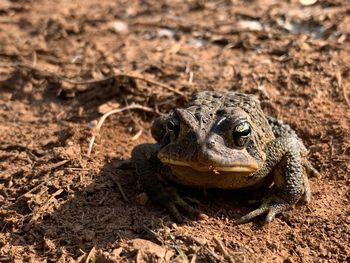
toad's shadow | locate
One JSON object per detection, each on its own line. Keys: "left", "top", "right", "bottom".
{"left": 10, "top": 158, "right": 270, "bottom": 259}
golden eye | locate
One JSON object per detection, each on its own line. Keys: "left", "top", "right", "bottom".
{"left": 232, "top": 121, "right": 251, "bottom": 147}
{"left": 234, "top": 122, "right": 251, "bottom": 137}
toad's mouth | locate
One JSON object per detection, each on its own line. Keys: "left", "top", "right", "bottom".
{"left": 158, "top": 157, "right": 259, "bottom": 173}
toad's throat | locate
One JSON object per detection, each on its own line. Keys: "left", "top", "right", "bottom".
{"left": 159, "top": 157, "right": 259, "bottom": 173}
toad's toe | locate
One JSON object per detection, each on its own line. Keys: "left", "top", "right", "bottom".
{"left": 154, "top": 187, "right": 200, "bottom": 223}
{"left": 234, "top": 196, "right": 291, "bottom": 225}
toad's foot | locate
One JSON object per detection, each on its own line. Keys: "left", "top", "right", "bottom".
{"left": 234, "top": 195, "right": 291, "bottom": 225}
{"left": 233, "top": 137, "right": 313, "bottom": 225}
{"left": 149, "top": 186, "right": 200, "bottom": 223}
{"left": 132, "top": 143, "right": 200, "bottom": 223}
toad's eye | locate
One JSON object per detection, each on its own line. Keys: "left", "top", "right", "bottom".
{"left": 167, "top": 118, "right": 179, "bottom": 131}
{"left": 166, "top": 116, "right": 180, "bottom": 139}
{"left": 232, "top": 121, "right": 251, "bottom": 147}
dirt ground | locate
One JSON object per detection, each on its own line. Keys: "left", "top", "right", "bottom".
{"left": 0, "top": 0, "right": 349, "bottom": 262}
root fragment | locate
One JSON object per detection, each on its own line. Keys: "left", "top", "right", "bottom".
{"left": 87, "top": 104, "right": 154, "bottom": 156}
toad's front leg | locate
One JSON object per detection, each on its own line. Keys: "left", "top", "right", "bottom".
{"left": 235, "top": 137, "right": 310, "bottom": 224}
{"left": 131, "top": 143, "right": 199, "bottom": 222}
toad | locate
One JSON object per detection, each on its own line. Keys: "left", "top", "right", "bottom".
{"left": 132, "top": 91, "right": 318, "bottom": 224}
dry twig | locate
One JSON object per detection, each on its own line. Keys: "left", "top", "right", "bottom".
{"left": 23, "top": 189, "right": 64, "bottom": 231}
{"left": 188, "top": 236, "right": 221, "bottom": 261}
{"left": 168, "top": 233, "right": 188, "bottom": 261}
{"left": 213, "top": 236, "right": 235, "bottom": 263}
{"left": 85, "top": 246, "right": 96, "bottom": 263}
{"left": 17, "top": 161, "right": 67, "bottom": 200}
{"left": 32, "top": 189, "right": 64, "bottom": 221}
{"left": 131, "top": 129, "right": 144, "bottom": 141}
{"left": 87, "top": 104, "right": 154, "bottom": 156}
{"left": 44, "top": 159, "right": 70, "bottom": 171}
{"left": 142, "top": 224, "right": 165, "bottom": 244}
{"left": 107, "top": 172, "right": 129, "bottom": 203}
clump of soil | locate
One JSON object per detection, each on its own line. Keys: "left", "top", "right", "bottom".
{"left": 0, "top": 0, "right": 349, "bottom": 262}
